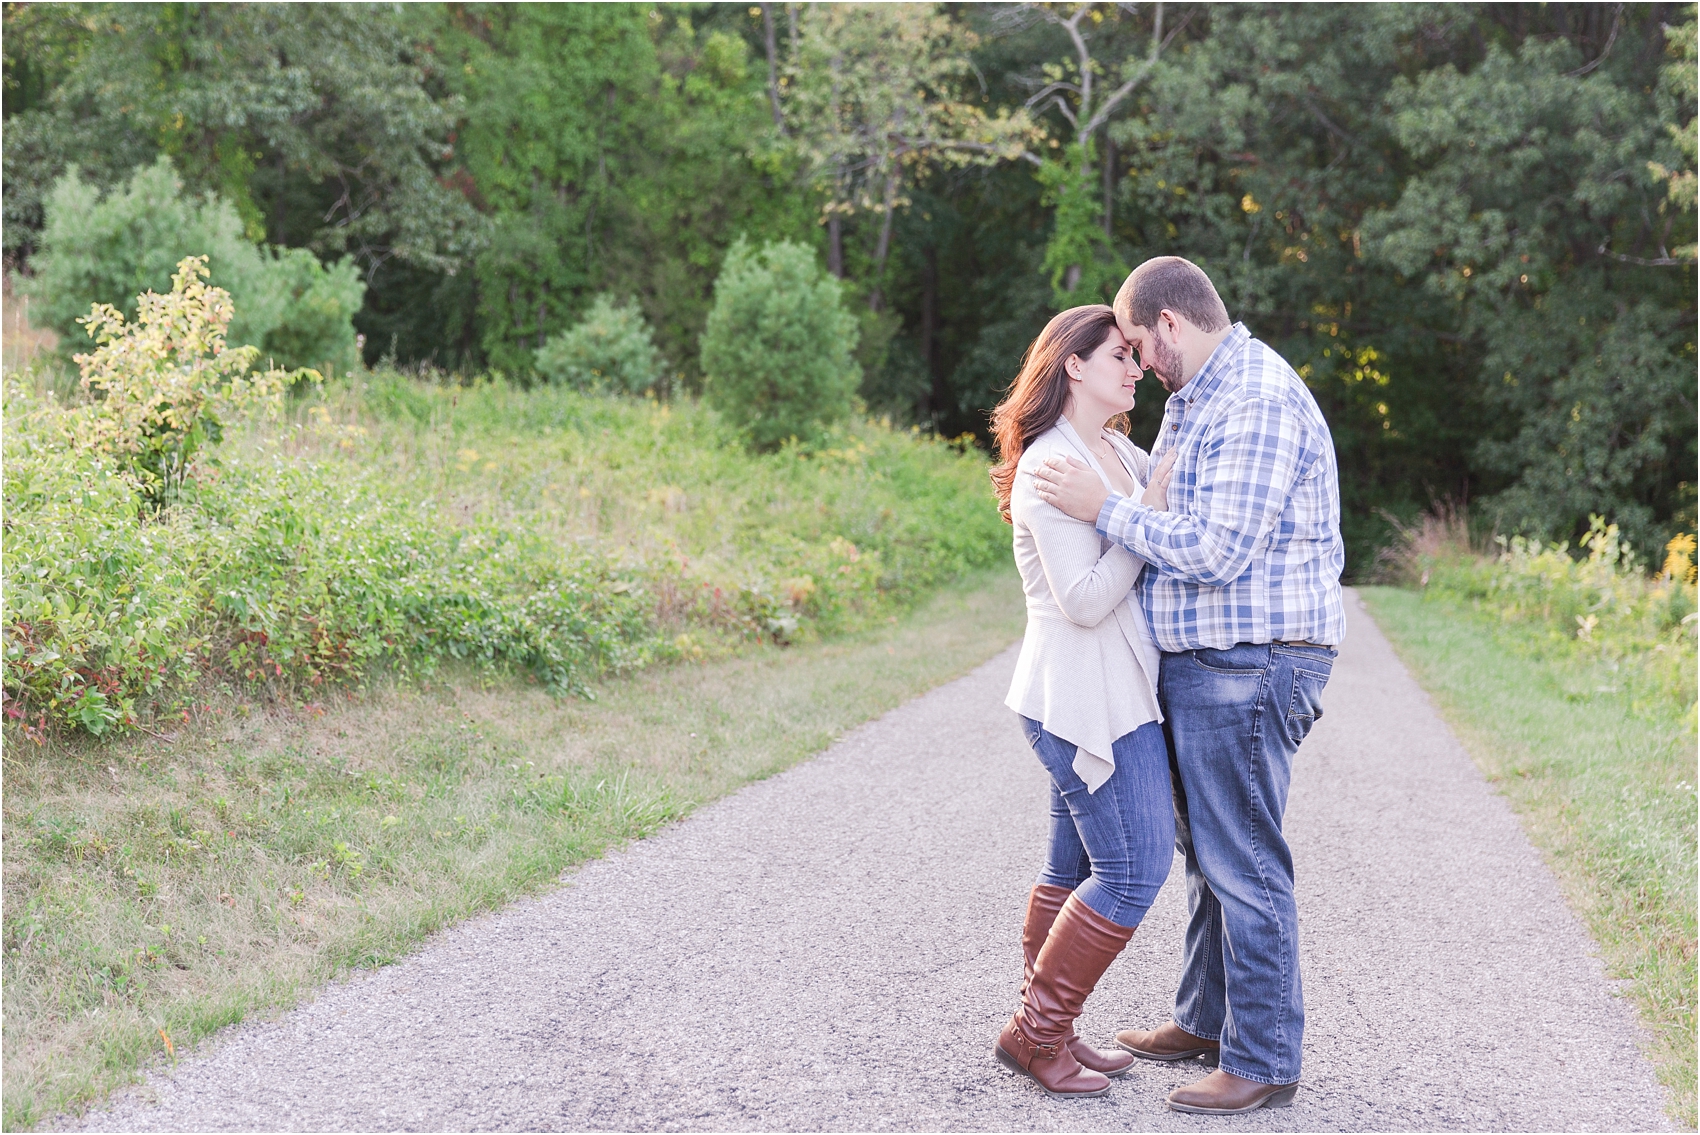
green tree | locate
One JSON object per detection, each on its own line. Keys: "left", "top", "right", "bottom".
{"left": 24, "top": 157, "right": 364, "bottom": 374}
{"left": 430, "top": 7, "right": 814, "bottom": 380}
{"left": 1014, "top": 2, "right": 1177, "bottom": 306}
{"left": 779, "top": 3, "right": 1037, "bottom": 309}
{"left": 535, "top": 295, "right": 666, "bottom": 395}
{"left": 700, "top": 238, "right": 860, "bottom": 450}
{"left": 1095, "top": 4, "right": 1694, "bottom": 564}
{"left": 69, "top": 255, "right": 298, "bottom": 509}
{"left": 1363, "top": 18, "right": 1697, "bottom": 554}
{"left": 431, "top": 5, "right": 661, "bottom": 376}
{"left": 1, "top": 3, "right": 482, "bottom": 275}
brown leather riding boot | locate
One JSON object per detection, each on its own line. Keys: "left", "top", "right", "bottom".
{"left": 1114, "top": 1019, "right": 1220, "bottom": 1065}
{"left": 1167, "top": 1069, "right": 1299, "bottom": 1114}
{"left": 995, "top": 894, "right": 1135, "bottom": 1098}
{"left": 1021, "top": 886, "right": 1135, "bottom": 1077}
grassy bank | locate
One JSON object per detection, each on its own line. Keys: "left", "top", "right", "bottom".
{"left": 1361, "top": 521, "right": 1697, "bottom": 1127}
{"left": 1, "top": 565, "right": 1025, "bottom": 1129}
{"left": 5, "top": 369, "right": 1006, "bottom": 738}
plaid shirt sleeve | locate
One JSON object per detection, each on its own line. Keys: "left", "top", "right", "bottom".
{"left": 1096, "top": 396, "right": 1304, "bottom": 588}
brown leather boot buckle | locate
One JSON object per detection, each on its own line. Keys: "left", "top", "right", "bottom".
{"left": 1010, "top": 1028, "right": 1060, "bottom": 1061}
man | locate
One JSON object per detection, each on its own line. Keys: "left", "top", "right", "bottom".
{"left": 1032, "top": 256, "right": 1345, "bottom": 1115}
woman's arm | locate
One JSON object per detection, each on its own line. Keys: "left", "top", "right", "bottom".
{"left": 1015, "top": 465, "right": 1141, "bottom": 628}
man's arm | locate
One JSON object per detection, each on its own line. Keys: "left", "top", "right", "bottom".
{"left": 1094, "top": 398, "right": 1304, "bottom": 587}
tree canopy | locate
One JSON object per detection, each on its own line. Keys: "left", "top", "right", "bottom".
{"left": 4, "top": 1, "right": 1694, "bottom": 568}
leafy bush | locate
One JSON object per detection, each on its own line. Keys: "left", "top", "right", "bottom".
{"left": 21, "top": 157, "right": 364, "bottom": 374}
{"left": 2, "top": 392, "right": 659, "bottom": 739}
{"left": 0, "top": 422, "right": 197, "bottom": 737}
{"left": 252, "top": 245, "right": 367, "bottom": 377}
{"left": 534, "top": 295, "right": 666, "bottom": 393}
{"left": 699, "top": 237, "right": 860, "bottom": 451}
{"left": 70, "top": 256, "right": 303, "bottom": 507}
{"left": 3, "top": 361, "right": 1007, "bottom": 739}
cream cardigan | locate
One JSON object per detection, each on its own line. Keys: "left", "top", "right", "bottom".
{"left": 1004, "top": 418, "right": 1164, "bottom": 792}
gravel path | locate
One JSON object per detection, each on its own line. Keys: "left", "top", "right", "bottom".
{"left": 67, "top": 591, "right": 1673, "bottom": 1132}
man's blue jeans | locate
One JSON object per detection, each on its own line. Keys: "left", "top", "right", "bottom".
{"left": 1021, "top": 718, "right": 1175, "bottom": 929}
{"left": 1160, "top": 642, "right": 1334, "bottom": 1086}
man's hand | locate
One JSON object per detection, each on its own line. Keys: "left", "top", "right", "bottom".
{"left": 1034, "top": 456, "right": 1110, "bottom": 522}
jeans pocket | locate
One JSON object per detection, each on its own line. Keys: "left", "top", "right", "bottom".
{"left": 1286, "top": 667, "right": 1331, "bottom": 742}
{"left": 1191, "top": 644, "right": 1272, "bottom": 674}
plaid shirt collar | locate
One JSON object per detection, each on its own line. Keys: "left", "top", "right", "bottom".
{"left": 1175, "top": 322, "right": 1251, "bottom": 408}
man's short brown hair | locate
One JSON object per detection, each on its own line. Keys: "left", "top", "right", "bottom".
{"left": 1114, "top": 256, "right": 1230, "bottom": 333}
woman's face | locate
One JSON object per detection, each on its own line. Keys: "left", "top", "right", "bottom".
{"left": 1064, "top": 327, "right": 1141, "bottom": 419}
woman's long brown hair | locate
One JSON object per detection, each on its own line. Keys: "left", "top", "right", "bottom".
{"left": 989, "top": 304, "right": 1125, "bottom": 523}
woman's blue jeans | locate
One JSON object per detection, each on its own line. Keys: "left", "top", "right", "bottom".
{"left": 1020, "top": 717, "right": 1175, "bottom": 930}
{"left": 1161, "top": 641, "right": 1335, "bottom": 1087}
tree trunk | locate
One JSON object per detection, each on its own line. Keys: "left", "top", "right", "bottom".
{"left": 867, "top": 172, "right": 899, "bottom": 312}
{"left": 827, "top": 214, "right": 844, "bottom": 279}
{"left": 273, "top": 151, "right": 288, "bottom": 243}
{"left": 1102, "top": 135, "right": 1116, "bottom": 240}
{"left": 920, "top": 244, "right": 937, "bottom": 376}
{"left": 760, "top": 4, "right": 784, "bottom": 132}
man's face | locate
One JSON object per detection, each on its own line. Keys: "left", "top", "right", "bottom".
{"left": 1116, "top": 311, "right": 1188, "bottom": 393}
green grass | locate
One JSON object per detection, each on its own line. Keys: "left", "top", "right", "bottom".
{"left": 4, "top": 371, "right": 1007, "bottom": 736}
{"left": 1361, "top": 585, "right": 1697, "bottom": 1129}
{"left": 1, "top": 565, "right": 1025, "bottom": 1130}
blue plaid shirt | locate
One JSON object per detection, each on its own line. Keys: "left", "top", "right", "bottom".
{"left": 1097, "top": 323, "right": 1346, "bottom": 652}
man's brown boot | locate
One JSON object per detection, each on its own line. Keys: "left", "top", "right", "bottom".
{"left": 1167, "top": 1069, "right": 1299, "bottom": 1114}
{"left": 995, "top": 894, "right": 1135, "bottom": 1098}
{"left": 1114, "top": 1020, "right": 1220, "bottom": 1065}
{"left": 1020, "top": 886, "right": 1135, "bottom": 1077}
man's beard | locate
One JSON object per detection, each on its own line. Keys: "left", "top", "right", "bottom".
{"left": 1146, "top": 335, "right": 1186, "bottom": 392}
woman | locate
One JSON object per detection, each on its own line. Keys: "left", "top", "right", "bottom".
{"left": 988, "top": 304, "right": 1176, "bottom": 1099}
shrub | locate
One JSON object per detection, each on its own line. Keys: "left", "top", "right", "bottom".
{"left": 534, "top": 295, "right": 666, "bottom": 393}
{"left": 1384, "top": 507, "right": 1698, "bottom": 717}
{"left": 68, "top": 256, "right": 303, "bottom": 508}
{"left": 20, "top": 157, "right": 364, "bottom": 373}
{"left": 254, "top": 246, "right": 367, "bottom": 377}
{"left": 3, "top": 370, "right": 1009, "bottom": 740}
{"left": 4, "top": 264, "right": 1004, "bottom": 741}
{"left": 699, "top": 237, "right": 860, "bottom": 450}
{"left": 0, "top": 412, "right": 195, "bottom": 737}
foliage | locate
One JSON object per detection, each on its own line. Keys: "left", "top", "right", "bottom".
{"left": 699, "top": 238, "right": 861, "bottom": 450}
{"left": 426, "top": 7, "right": 816, "bottom": 380}
{"left": 1038, "top": 142, "right": 1123, "bottom": 308}
{"left": 1363, "top": 17, "right": 1698, "bottom": 557}
{"left": 779, "top": 3, "right": 1037, "bottom": 305}
{"left": 255, "top": 247, "right": 368, "bottom": 378}
{"left": 0, "top": 2, "right": 483, "bottom": 273}
{"left": 69, "top": 256, "right": 302, "bottom": 508}
{"left": 5, "top": 3, "right": 1697, "bottom": 574}
{"left": 534, "top": 295, "right": 666, "bottom": 394}
{"left": 435, "top": 4, "right": 661, "bottom": 376}
{"left": 1092, "top": 3, "right": 1695, "bottom": 568}
{"left": 22, "top": 159, "right": 365, "bottom": 374}
{"left": 1013, "top": 2, "right": 1170, "bottom": 306}
{"left": 3, "top": 357, "right": 1005, "bottom": 739}
{"left": 1383, "top": 508, "right": 1698, "bottom": 719}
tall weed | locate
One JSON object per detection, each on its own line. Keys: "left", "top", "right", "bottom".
{"left": 1383, "top": 508, "right": 1698, "bottom": 722}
